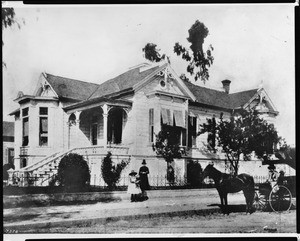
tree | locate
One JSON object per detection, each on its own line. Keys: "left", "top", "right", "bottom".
{"left": 142, "top": 20, "right": 214, "bottom": 83}
{"left": 3, "top": 162, "right": 15, "bottom": 181}
{"left": 152, "top": 130, "right": 186, "bottom": 164}
{"left": 2, "top": 7, "right": 24, "bottom": 68}
{"left": 56, "top": 153, "right": 90, "bottom": 190}
{"left": 101, "top": 152, "right": 129, "bottom": 189}
{"left": 142, "top": 43, "right": 166, "bottom": 63}
{"left": 199, "top": 109, "right": 285, "bottom": 175}
{"left": 2, "top": 8, "right": 18, "bottom": 30}
{"left": 174, "top": 20, "right": 214, "bottom": 83}
{"left": 187, "top": 160, "right": 203, "bottom": 187}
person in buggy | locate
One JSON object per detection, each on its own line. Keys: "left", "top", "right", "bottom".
{"left": 267, "top": 164, "right": 280, "bottom": 191}
{"left": 127, "top": 170, "right": 142, "bottom": 202}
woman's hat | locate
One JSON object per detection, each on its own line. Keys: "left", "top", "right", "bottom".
{"left": 142, "top": 159, "right": 147, "bottom": 165}
{"left": 129, "top": 170, "right": 137, "bottom": 176}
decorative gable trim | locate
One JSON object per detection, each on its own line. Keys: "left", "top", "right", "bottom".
{"left": 33, "top": 73, "right": 59, "bottom": 98}
{"left": 167, "top": 65, "right": 196, "bottom": 101}
{"left": 133, "top": 63, "right": 167, "bottom": 91}
{"left": 243, "top": 88, "right": 278, "bottom": 114}
{"left": 133, "top": 63, "right": 196, "bottom": 101}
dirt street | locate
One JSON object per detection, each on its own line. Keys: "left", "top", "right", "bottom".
{"left": 18, "top": 210, "right": 296, "bottom": 234}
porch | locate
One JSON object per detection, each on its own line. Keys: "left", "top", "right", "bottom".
{"left": 66, "top": 100, "right": 132, "bottom": 149}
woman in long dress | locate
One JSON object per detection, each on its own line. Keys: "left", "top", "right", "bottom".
{"left": 127, "top": 170, "right": 141, "bottom": 202}
{"left": 139, "top": 159, "right": 150, "bottom": 200}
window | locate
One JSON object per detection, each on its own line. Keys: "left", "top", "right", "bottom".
{"left": 160, "top": 80, "right": 166, "bottom": 88}
{"left": 39, "top": 107, "right": 48, "bottom": 146}
{"left": 21, "top": 158, "right": 27, "bottom": 168}
{"left": 188, "top": 116, "right": 197, "bottom": 147}
{"left": 22, "top": 108, "right": 28, "bottom": 117}
{"left": 22, "top": 107, "right": 29, "bottom": 146}
{"left": 39, "top": 107, "right": 48, "bottom": 115}
{"left": 206, "top": 117, "right": 216, "bottom": 151}
{"left": 160, "top": 108, "right": 187, "bottom": 147}
{"left": 149, "top": 108, "right": 154, "bottom": 142}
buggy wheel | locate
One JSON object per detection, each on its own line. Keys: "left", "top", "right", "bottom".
{"left": 253, "top": 192, "right": 267, "bottom": 211}
{"left": 269, "top": 185, "right": 292, "bottom": 212}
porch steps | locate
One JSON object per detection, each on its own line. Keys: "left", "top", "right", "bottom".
{"left": 8, "top": 145, "right": 130, "bottom": 187}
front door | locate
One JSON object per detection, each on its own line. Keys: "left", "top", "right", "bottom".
{"left": 91, "top": 123, "right": 97, "bottom": 145}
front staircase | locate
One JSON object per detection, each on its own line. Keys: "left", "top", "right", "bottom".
{"left": 7, "top": 145, "right": 130, "bottom": 187}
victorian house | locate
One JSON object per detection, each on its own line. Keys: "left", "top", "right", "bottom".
{"left": 8, "top": 62, "right": 283, "bottom": 186}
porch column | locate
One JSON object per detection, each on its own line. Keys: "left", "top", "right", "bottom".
{"left": 102, "top": 104, "right": 108, "bottom": 148}
{"left": 75, "top": 111, "right": 81, "bottom": 125}
{"left": 74, "top": 111, "right": 81, "bottom": 148}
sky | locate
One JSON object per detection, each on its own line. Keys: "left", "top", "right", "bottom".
{"left": 2, "top": 3, "right": 296, "bottom": 145}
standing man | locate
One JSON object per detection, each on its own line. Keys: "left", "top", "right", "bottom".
{"left": 139, "top": 159, "right": 150, "bottom": 200}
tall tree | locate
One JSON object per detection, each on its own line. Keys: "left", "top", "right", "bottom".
{"left": 199, "top": 109, "right": 286, "bottom": 175}
{"left": 142, "top": 20, "right": 214, "bottom": 83}
{"left": 174, "top": 20, "right": 214, "bottom": 83}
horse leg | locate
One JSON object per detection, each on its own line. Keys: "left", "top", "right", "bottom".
{"left": 244, "top": 190, "right": 254, "bottom": 214}
{"left": 224, "top": 193, "right": 229, "bottom": 215}
{"left": 217, "top": 190, "right": 225, "bottom": 213}
{"left": 243, "top": 190, "right": 249, "bottom": 214}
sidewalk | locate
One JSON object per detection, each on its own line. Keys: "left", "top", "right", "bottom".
{"left": 3, "top": 188, "right": 248, "bottom": 231}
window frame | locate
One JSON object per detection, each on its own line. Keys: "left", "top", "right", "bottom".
{"left": 149, "top": 108, "right": 154, "bottom": 143}
{"left": 39, "top": 107, "right": 48, "bottom": 147}
{"left": 22, "top": 107, "right": 29, "bottom": 146}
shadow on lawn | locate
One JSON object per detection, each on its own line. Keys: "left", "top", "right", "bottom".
{"left": 208, "top": 202, "right": 296, "bottom": 213}
{"left": 208, "top": 203, "right": 249, "bottom": 213}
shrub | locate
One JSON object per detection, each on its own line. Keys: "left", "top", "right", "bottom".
{"left": 56, "top": 153, "right": 90, "bottom": 191}
{"left": 187, "top": 160, "right": 203, "bottom": 187}
{"left": 101, "top": 152, "right": 129, "bottom": 189}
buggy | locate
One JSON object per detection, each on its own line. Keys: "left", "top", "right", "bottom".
{"left": 253, "top": 155, "right": 295, "bottom": 212}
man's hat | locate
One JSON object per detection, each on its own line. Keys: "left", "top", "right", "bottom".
{"left": 142, "top": 159, "right": 147, "bottom": 165}
{"left": 268, "top": 164, "right": 275, "bottom": 170}
{"left": 129, "top": 170, "right": 137, "bottom": 176}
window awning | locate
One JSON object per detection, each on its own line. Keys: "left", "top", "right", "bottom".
{"left": 174, "top": 110, "right": 185, "bottom": 128}
{"left": 161, "top": 108, "right": 172, "bottom": 126}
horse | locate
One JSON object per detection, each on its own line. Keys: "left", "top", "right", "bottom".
{"left": 202, "top": 163, "right": 255, "bottom": 214}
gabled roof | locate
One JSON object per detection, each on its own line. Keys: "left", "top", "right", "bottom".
{"left": 229, "top": 89, "right": 259, "bottom": 109}
{"left": 184, "top": 81, "right": 259, "bottom": 110}
{"left": 39, "top": 65, "right": 268, "bottom": 112}
{"left": 3, "top": 121, "right": 14, "bottom": 136}
{"left": 89, "top": 65, "right": 160, "bottom": 99}
{"left": 44, "top": 73, "right": 100, "bottom": 101}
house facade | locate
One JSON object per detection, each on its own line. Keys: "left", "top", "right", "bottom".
{"left": 9, "top": 63, "right": 291, "bottom": 186}
{"left": 3, "top": 121, "right": 15, "bottom": 166}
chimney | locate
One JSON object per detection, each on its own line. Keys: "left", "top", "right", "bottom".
{"left": 221, "top": 79, "right": 231, "bottom": 94}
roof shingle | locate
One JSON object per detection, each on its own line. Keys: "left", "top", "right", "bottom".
{"left": 45, "top": 73, "right": 100, "bottom": 101}
{"left": 89, "top": 66, "right": 160, "bottom": 99}
{"left": 184, "top": 81, "right": 258, "bottom": 109}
